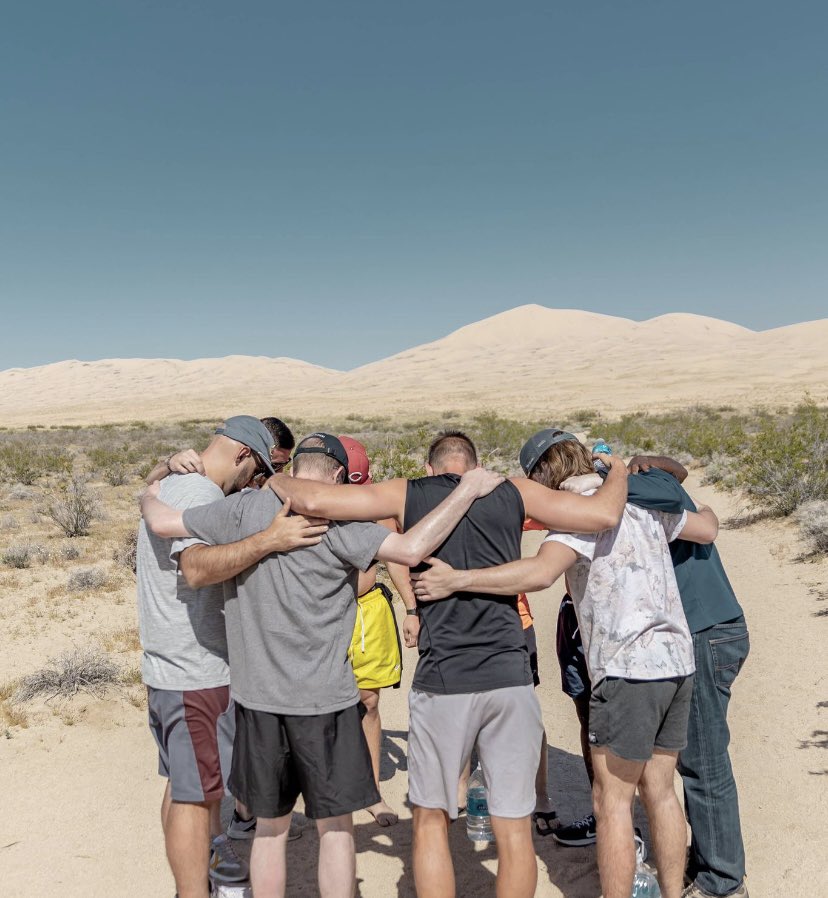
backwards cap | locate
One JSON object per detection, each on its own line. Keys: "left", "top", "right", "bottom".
{"left": 293, "top": 433, "right": 349, "bottom": 476}
{"left": 519, "top": 428, "right": 579, "bottom": 476}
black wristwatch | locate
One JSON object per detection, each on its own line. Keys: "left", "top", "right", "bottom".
{"left": 406, "top": 608, "right": 419, "bottom": 616}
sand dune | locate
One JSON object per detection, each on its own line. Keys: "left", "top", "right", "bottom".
{"left": 1, "top": 306, "right": 826, "bottom": 426}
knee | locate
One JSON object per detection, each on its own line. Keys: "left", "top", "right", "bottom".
{"left": 361, "top": 690, "right": 380, "bottom": 716}
{"left": 413, "top": 807, "right": 449, "bottom": 837}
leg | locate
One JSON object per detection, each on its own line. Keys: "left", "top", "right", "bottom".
{"left": 317, "top": 815, "right": 356, "bottom": 898}
{"left": 490, "top": 815, "right": 537, "bottom": 898}
{"left": 638, "top": 750, "right": 686, "bottom": 898}
{"left": 591, "top": 748, "right": 643, "bottom": 898}
{"left": 250, "top": 814, "right": 292, "bottom": 898}
{"left": 412, "top": 806, "right": 454, "bottom": 898}
{"left": 360, "top": 688, "right": 397, "bottom": 825}
{"left": 573, "top": 694, "right": 595, "bottom": 786}
{"left": 164, "top": 799, "right": 213, "bottom": 898}
{"left": 678, "top": 621, "right": 750, "bottom": 895}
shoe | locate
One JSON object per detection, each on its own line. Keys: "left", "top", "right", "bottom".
{"left": 681, "top": 881, "right": 749, "bottom": 898}
{"left": 634, "top": 828, "right": 648, "bottom": 864}
{"left": 227, "top": 809, "right": 256, "bottom": 840}
{"left": 209, "top": 833, "right": 249, "bottom": 883}
{"left": 552, "top": 812, "right": 597, "bottom": 846}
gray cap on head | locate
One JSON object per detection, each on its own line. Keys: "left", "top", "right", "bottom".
{"left": 215, "top": 416, "right": 276, "bottom": 475}
{"left": 519, "top": 428, "right": 579, "bottom": 476}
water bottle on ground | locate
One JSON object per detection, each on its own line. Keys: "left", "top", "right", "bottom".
{"left": 630, "top": 864, "right": 661, "bottom": 897}
{"left": 465, "top": 764, "right": 495, "bottom": 843}
{"left": 592, "top": 440, "right": 612, "bottom": 475}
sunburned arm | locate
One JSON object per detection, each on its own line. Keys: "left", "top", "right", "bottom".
{"left": 677, "top": 505, "right": 719, "bottom": 544}
{"left": 411, "top": 540, "right": 578, "bottom": 601}
{"left": 268, "top": 475, "right": 407, "bottom": 526}
{"left": 512, "top": 454, "right": 628, "bottom": 533}
{"left": 374, "top": 468, "right": 504, "bottom": 567}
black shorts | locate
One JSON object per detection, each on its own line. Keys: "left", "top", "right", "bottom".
{"left": 555, "top": 594, "right": 592, "bottom": 700}
{"left": 524, "top": 624, "right": 540, "bottom": 687}
{"left": 588, "top": 675, "right": 695, "bottom": 762}
{"left": 229, "top": 701, "right": 380, "bottom": 820}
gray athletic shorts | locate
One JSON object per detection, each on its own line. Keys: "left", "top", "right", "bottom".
{"left": 408, "top": 684, "right": 543, "bottom": 820}
{"left": 588, "top": 675, "right": 694, "bottom": 762}
{"left": 147, "top": 685, "right": 234, "bottom": 803}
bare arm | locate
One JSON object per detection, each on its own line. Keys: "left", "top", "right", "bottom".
{"left": 268, "top": 475, "right": 407, "bottom": 525}
{"left": 145, "top": 450, "right": 205, "bottom": 485}
{"left": 627, "top": 454, "right": 689, "bottom": 482}
{"left": 375, "top": 468, "right": 504, "bottom": 567}
{"left": 141, "top": 483, "right": 187, "bottom": 537}
{"left": 411, "top": 540, "right": 578, "bottom": 601}
{"left": 513, "top": 454, "right": 628, "bottom": 533}
{"left": 677, "top": 506, "right": 719, "bottom": 544}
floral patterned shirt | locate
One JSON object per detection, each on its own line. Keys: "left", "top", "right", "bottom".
{"left": 544, "top": 496, "right": 695, "bottom": 684}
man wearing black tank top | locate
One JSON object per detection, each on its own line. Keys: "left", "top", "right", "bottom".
{"left": 268, "top": 431, "right": 629, "bottom": 897}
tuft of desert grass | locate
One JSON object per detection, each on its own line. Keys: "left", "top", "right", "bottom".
{"left": 103, "top": 626, "right": 142, "bottom": 653}
{"left": 14, "top": 648, "right": 120, "bottom": 702}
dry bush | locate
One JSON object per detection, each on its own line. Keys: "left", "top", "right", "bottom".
{"left": 794, "top": 501, "right": 828, "bottom": 555}
{"left": 2, "top": 544, "right": 33, "bottom": 568}
{"left": 14, "top": 648, "right": 120, "bottom": 702}
{"left": 113, "top": 530, "right": 138, "bottom": 573}
{"left": 121, "top": 664, "right": 143, "bottom": 686}
{"left": 44, "top": 476, "right": 101, "bottom": 537}
{"left": 67, "top": 566, "right": 109, "bottom": 592}
{"left": 58, "top": 543, "right": 82, "bottom": 562}
{"left": 0, "top": 514, "right": 19, "bottom": 531}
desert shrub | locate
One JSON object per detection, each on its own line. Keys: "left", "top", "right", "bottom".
{"left": 87, "top": 445, "right": 143, "bottom": 486}
{"left": 14, "top": 649, "right": 120, "bottom": 702}
{"left": 0, "top": 442, "right": 72, "bottom": 484}
{"left": 734, "top": 400, "right": 828, "bottom": 516}
{"left": 121, "top": 664, "right": 143, "bottom": 686}
{"left": 7, "top": 484, "right": 36, "bottom": 501}
{"left": 369, "top": 441, "right": 427, "bottom": 482}
{"left": 794, "top": 501, "right": 828, "bottom": 554}
{"left": 67, "top": 566, "right": 109, "bottom": 592}
{"left": 2, "top": 544, "right": 32, "bottom": 569}
{"left": 58, "top": 543, "right": 82, "bottom": 561}
{"left": 468, "top": 410, "right": 535, "bottom": 471}
{"left": 44, "top": 476, "right": 101, "bottom": 537}
{"left": 0, "top": 514, "right": 19, "bottom": 531}
{"left": 113, "top": 530, "right": 138, "bottom": 573}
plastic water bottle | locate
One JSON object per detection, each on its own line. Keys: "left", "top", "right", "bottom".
{"left": 592, "top": 440, "right": 612, "bottom": 475}
{"left": 631, "top": 864, "right": 661, "bottom": 897}
{"left": 465, "top": 764, "right": 495, "bottom": 843}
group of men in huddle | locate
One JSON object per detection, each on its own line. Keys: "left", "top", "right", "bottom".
{"left": 136, "top": 413, "right": 750, "bottom": 898}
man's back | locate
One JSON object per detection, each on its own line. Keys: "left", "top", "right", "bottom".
{"left": 136, "top": 473, "right": 229, "bottom": 690}
{"left": 546, "top": 498, "right": 695, "bottom": 684}
{"left": 183, "top": 487, "right": 389, "bottom": 715}
{"left": 404, "top": 474, "right": 531, "bottom": 694}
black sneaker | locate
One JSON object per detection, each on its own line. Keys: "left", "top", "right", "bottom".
{"left": 552, "top": 813, "right": 597, "bottom": 847}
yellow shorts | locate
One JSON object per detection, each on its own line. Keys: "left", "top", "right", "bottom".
{"left": 349, "top": 584, "right": 402, "bottom": 690}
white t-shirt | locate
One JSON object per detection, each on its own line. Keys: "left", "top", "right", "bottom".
{"left": 545, "top": 495, "right": 695, "bottom": 684}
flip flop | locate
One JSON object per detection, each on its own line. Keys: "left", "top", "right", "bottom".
{"left": 533, "top": 810, "right": 559, "bottom": 837}
{"left": 368, "top": 807, "right": 399, "bottom": 827}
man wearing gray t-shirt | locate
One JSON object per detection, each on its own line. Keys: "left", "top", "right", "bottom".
{"left": 141, "top": 432, "right": 503, "bottom": 898}
{"left": 137, "top": 416, "right": 325, "bottom": 898}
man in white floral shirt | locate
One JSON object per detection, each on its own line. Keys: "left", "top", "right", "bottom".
{"left": 411, "top": 429, "right": 719, "bottom": 898}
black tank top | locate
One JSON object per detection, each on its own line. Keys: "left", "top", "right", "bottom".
{"left": 404, "top": 474, "right": 532, "bottom": 694}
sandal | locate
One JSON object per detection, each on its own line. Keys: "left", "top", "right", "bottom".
{"left": 533, "top": 809, "right": 559, "bottom": 837}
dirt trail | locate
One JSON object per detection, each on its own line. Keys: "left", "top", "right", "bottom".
{"left": 1, "top": 474, "right": 826, "bottom": 896}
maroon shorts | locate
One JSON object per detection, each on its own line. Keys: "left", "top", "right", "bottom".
{"left": 147, "top": 685, "right": 234, "bottom": 803}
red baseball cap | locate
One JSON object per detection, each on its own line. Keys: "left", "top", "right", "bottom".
{"left": 338, "top": 436, "right": 372, "bottom": 485}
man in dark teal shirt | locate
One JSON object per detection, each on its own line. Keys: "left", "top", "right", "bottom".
{"left": 625, "top": 458, "right": 750, "bottom": 898}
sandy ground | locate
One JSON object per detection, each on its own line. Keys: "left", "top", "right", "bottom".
{"left": 2, "top": 473, "right": 827, "bottom": 896}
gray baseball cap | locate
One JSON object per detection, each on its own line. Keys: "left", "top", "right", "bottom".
{"left": 519, "top": 428, "right": 579, "bottom": 476}
{"left": 215, "top": 416, "right": 276, "bottom": 475}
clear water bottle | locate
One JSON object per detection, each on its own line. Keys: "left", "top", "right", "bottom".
{"left": 630, "top": 864, "right": 661, "bottom": 897}
{"left": 592, "top": 440, "right": 612, "bottom": 475}
{"left": 465, "top": 764, "right": 495, "bottom": 843}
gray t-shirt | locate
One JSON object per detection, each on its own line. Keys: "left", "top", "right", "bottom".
{"left": 136, "top": 474, "right": 229, "bottom": 690}
{"left": 183, "top": 488, "right": 388, "bottom": 715}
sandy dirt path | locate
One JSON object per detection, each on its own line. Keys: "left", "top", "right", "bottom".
{"left": 2, "top": 474, "right": 826, "bottom": 896}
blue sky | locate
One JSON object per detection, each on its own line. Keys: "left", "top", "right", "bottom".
{"left": 1, "top": 1, "right": 826, "bottom": 371}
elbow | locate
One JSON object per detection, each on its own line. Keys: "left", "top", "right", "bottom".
{"left": 598, "top": 509, "right": 623, "bottom": 531}
{"left": 701, "top": 523, "right": 719, "bottom": 544}
{"left": 396, "top": 548, "right": 423, "bottom": 568}
{"left": 180, "top": 564, "right": 207, "bottom": 589}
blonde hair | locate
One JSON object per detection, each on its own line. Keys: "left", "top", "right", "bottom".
{"left": 529, "top": 437, "right": 594, "bottom": 491}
